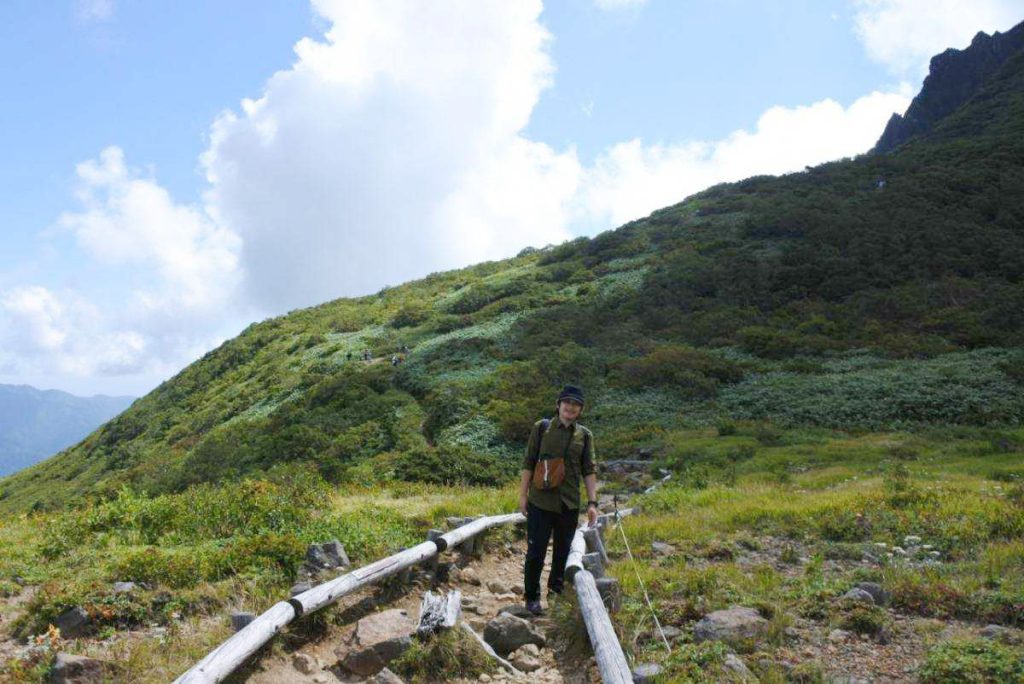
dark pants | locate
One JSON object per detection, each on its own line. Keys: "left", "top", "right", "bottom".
{"left": 524, "top": 502, "right": 578, "bottom": 601}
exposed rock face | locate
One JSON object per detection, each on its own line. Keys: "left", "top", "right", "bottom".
{"left": 692, "top": 606, "right": 768, "bottom": 644}
{"left": 872, "top": 20, "right": 1024, "bottom": 154}
{"left": 339, "top": 609, "right": 415, "bottom": 676}
{"left": 482, "top": 613, "right": 545, "bottom": 656}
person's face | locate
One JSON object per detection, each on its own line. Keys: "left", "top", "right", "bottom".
{"left": 557, "top": 399, "right": 583, "bottom": 422}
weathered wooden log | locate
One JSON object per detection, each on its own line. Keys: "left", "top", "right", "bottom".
{"left": 436, "top": 513, "right": 525, "bottom": 552}
{"left": 176, "top": 512, "right": 528, "bottom": 683}
{"left": 564, "top": 527, "right": 588, "bottom": 583}
{"left": 173, "top": 601, "right": 295, "bottom": 684}
{"left": 565, "top": 526, "right": 631, "bottom": 683}
{"left": 417, "top": 590, "right": 462, "bottom": 638}
{"left": 424, "top": 529, "right": 444, "bottom": 574}
{"left": 290, "top": 541, "right": 439, "bottom": 616}
{"left": 572, "top": 570, "right": 632, "bottom": 684}
{"left": 461, "top": 623, "right": 522, "bottom": 676}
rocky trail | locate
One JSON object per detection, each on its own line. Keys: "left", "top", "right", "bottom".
{"left": 245, "top": 535, "right": 597, "bottom": 684}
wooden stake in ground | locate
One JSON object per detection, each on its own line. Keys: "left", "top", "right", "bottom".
{"left": 417, "top": 590, "right": 462, "bottom": 638}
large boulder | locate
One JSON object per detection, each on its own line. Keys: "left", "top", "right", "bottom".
{"left": 339, "top": 609, "right": 415, "bottom": 676}
{"left": 483, "top": 613, "right": 545, "bottom": 656}
{"left": 49, "top": 653, "right": 106, "bottom": 683}
{"left": 693, "top": 607, "right": 768, "bottom": 645}
{"left": 854, "top": 582, "right": 889, "bottom": 606}
{"left": 54, "top": 607, "right": 90, "bottom": 639}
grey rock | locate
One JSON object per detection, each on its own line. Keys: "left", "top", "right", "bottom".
{"left": 650, "top": 541, "right": 676, "bottom": 557}
{"left": 231, "top": 612, "right": 256, "bottom": 632}
{"left": 854, "top": 582, "right": 889, "bottom": 606}
{"left": 460, "top": 567, "right": 482, "bottom": 586}
{"left": 632, "top": 663, "right": 663, "bottom": 683}
{"left": 306, "top": 544, "right": 333, "bottom": 571}
{"left": 483, "top": 613, "right": 545, "bottom": 656}
{"left": 54, "top": 607, "right": 90, "bottom": 639}
{"left": 659, "top": 625, "right": 682, "bottom": 641}
{"left": 498, "top": 604, "right": 534, "bottom": 620}
{"left": 292, "top": 652, "right": 318, "bottom": 675}
{"left": 980, "top": 624, "right": 1010, "bottom": 641}
{"left": 509, "top": 643, "right": 542, "bottom": 672}
{"left": 290, "top": 581, "right": 312, "bottom": 597}
{"left": 49, "top": 653, "right": 106, "bottom": 683}
{"left": 842, "top": 588, "right": 876, "bottom": 604}
{"left": 723, "top": 653, "right": 755, "bottom": 681}
{"left": 486, "top": 579, "right": 510, "bottom": 594}
{"left": 369, "top": 668, "right": 406, "bottom": 684}
{"left": 112, "top": 582, "right": 137, "bottom": 594}
{"left": 829, "top": 629, "right": 850, "bottom": 642}
{"left": 322, "top": 540, "right": 351, "bottom": 568}
{"left": 340, "top": 609, "right": 415, "bottom": 676}
{"left": 693, "top": 607, "right": 767, "bottom": 644}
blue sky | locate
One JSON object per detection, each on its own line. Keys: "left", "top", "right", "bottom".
{"left": 0, "top": 0, "right": 1020, "bottom": 397}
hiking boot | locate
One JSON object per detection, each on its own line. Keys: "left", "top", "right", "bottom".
{"left": 526, "top": 600, "right": 543, "bottom": 616}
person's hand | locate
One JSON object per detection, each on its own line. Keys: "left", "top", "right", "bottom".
{"left": 519, "top": 494, "right": 528, "bottom": 517}
{"left": 587, "top": 505, "right": 598, "bottom": 528}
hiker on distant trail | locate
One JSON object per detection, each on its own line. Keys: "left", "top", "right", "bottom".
{"left": 391, "top": 354, "right": 400, "bottom": 367}
{"left": 363, "top": 349, "right": 371, "bottom": 361}
{"left": 518, "top": 384, "right": 598, "bottom": 616}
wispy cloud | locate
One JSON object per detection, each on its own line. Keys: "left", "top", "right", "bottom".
{"left": 75, "top": 0, "right": 114, "bottom": 22}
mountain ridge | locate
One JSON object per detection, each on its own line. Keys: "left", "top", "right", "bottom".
{"left": 872, "top": 19, "right": 1024, "bottom": 154}
{"left": 0, "top": 384, "right": 135, "bottom": 477}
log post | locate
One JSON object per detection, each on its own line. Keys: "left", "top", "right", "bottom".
{"left": 583, "top": 527, "right": 608, "bottom": 565}
{"left": 417, "top": 590, "right": 462, "bottom": 638}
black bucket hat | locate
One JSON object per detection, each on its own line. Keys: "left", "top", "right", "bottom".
{"left": 557, "top": 384, "right": 585, "bottom": 405}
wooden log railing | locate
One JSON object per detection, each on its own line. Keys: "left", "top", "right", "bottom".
{"left": 175, "top": 508, "right": 637, "bottom": 683}
{"left": 566, "top": 508, "right": 635, "bottom": 684}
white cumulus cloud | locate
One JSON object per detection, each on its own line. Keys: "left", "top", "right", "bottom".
{"left": 575, "top": 89, "right": 912, "bottom": 227}
{"left": 202, "top": 0, "right": 576, "bottom": 313}
{"left": 852, "top": 0, "right": 1022, "bottom": 77}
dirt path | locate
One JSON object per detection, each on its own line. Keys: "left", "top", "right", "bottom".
{"left": 247, "top": 538, "right": 598, "bottom": 683}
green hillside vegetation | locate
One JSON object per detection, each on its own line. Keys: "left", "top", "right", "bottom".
{"left": 2, "top": 47, "right": 1022, "bottom": 513}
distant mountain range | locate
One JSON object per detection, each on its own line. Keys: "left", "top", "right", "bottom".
{"left": 0, "top": 384, "right": 134, "bottom": 477}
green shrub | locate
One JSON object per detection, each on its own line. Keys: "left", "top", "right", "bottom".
{"left": 392, "top": 628, "right": 494, "bottom": 683}
{"left": 834, "top": 602, "right": 890, "bottom": 637}
{"left": 919, "top": 638, "right": 1024, "bottom": 683}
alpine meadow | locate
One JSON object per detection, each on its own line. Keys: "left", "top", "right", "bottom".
{"left": 1, "top": 18, "right": 1023, "bottom": 684}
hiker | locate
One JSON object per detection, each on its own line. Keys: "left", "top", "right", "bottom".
{"left": 518, "top": 385, "right": 598, "bottom": 615}
{"left": 391, "top": 354, "right": 400, "bottom": 367}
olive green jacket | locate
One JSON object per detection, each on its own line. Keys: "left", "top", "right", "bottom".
{"left": 522, "top": 418, "right": 596, "bottom": 513}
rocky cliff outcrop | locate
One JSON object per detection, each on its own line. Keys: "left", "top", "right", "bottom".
{"left": 872, "top": 20, "right": 1024, "bottom": 154}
